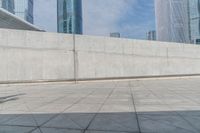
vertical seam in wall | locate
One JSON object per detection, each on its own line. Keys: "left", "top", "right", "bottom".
{"left": 122, "top": 42, "right": 125, "bottom": 76}
{"left": 167, "top": 47, "right": 169, "bottom": 58}
{"left": 73, "top": 34, "right": 77, "bottom": 83}
{"left": 75, "top": 34, "right": 78, "bottom": 83}
{"left": 6, "top": 30, "right": 8, "bottom": 81}
{"left": 167, "top": 47, "right": 169, "bottom": 66}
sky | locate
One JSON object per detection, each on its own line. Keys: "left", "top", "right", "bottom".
{"left": 34, "top": 0, "right": 155, "bottom": 39}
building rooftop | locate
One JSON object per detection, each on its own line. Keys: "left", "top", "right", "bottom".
{"left": 1, "top": 76, "right": 200, "bottom": 133}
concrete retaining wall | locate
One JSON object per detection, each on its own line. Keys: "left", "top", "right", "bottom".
{"left": 0, "top": 29, "right": 74, "bottom": 82}
{"left": 1, "top": 29, "right": 200, "bottom": 82}
{"left": 75, "top": 35, "right": 200, "bottom": 79}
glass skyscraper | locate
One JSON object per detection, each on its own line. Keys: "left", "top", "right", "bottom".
{"left": 189, "top": 0, "right": 200, "bottom": 44}
{"left": 110, "top": 32, "right": 120, "bottom": 38}
{"left": 155, "top": 0, "right": 190, "bottom": 43}
{"left": 14, "top": 0, "right": 33, "bottom": 24}
{"left": 147, "top": 31, "right": 156, "bottom": 41}
{"left": 0, "top": 0, "right": 33, "bottom": 24}
{"left": 57, "top": 0, "right": 82, "bottom": 34}
{"left": 0, "top": 0, "right": 15, "bottom": 14}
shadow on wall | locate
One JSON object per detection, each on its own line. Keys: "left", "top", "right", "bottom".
{"left": 0, "top": 111, "right": 200, "bottom": 133}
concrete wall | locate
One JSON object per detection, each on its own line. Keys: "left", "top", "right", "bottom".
{"left": 1, "top": 29, "right": 200, "bottom": 82}
{"left": 0, "top": 29, "right": 74, "bottom": 82}
{"left": 75, "top": 35, "right": 200, "bottom": 79}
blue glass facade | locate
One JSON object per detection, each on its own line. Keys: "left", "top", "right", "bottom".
{"left": 189, "top": 0, "right": 200, "bottom": 44}
{"left": 0, "top": 0, "right": 33, "bottom": 24}
{"left": 14, "top": 0, "right": 34, "bottom": 24}
{"left": 0, "top": 0, "right": 15, "bottom": 14}
{"left": 57, "top": 0, "right": 82, "bottom": 34}
{"left": 147, "top": 31, "right": 156, "bottom": 41}
{"left": 155, "top": 0, "right": 190, "bottom": 43}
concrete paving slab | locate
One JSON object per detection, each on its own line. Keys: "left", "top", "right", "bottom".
{"left": 43, "top": 113, "right": 86, "bottom": 129}
{"left": 30, "top": 129, "right": 41, "bottom": 133}
{"left": 84, "top": 131, "right": 131, "bottom": 133}
{"left": 180, "top": 114, "right": 200, "bottom": 131}
{"left": 39, "top": 128, "right": 82, "bottom": 133}
{"left": 0, "top": 125, "right": 35, "bottom": 133}
{"left": 100, "top": 104, "right": 134, "bottom": 113}
{"left": 138, "top": 113, "right": 199, "bottom": 133}
{"left": 44, "top": 113, "right": 96, "bottom": 129}
{"left": 65, "top": 104, "right": 102, "bottom": 113}
{"left": 30, "top": 113, "right": 56, "bottom": 126}
{"left": 0, "top": 77, "right": 200, "bottom": 133}
{"left": 88, "top": 113, "right": 139, "bottom": 132}
{"left": 3, "top": 114, "right": 38, "bottom": 127}
{"left": 0, "top": 114, "right": 20, "bottom": 125}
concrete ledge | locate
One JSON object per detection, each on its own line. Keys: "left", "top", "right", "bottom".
{"left": 1, "top": 74, "right": 200, "bottom": 85}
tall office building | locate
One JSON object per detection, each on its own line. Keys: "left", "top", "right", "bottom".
{"left": 155, "top": 0, "right": 190, "bottom": 43}
{"left": 0, "top": 0, "right": 33, "bottom": 24}
{"left": 110, "top": 32, "right": 120, "bottom": 38}
{"left": 147, "top": 31, "right": 156, "bottom": 41}
{"left": 0, "top": 0, "right": 15, "bottom": 14}
{"left": 188, "top": 0, "right": 200, "bottom": 44}
{"left": 57, "top": 0, "right": 82, "bottom": 34}
{"left": 14, "top": 0, "right": 34, "bottom": 24}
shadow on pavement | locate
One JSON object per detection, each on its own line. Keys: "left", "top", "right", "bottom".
{"left": 0, "top": 110, "right": 200, "bottom": 133}
{"left": 0, "top": 93, "right": 25, "bottom": 104}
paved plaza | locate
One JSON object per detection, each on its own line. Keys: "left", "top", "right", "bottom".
{"left": 1, "top": 77, "right": 200, "bottom": 133}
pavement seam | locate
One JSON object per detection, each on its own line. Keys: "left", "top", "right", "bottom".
{"left": 30, "top": 95, "right": 67, "bottom": 113}
{"left": 24, "top": 103, "right": 43, "bottom": 133}
{"left": 162, "top": 79, "right": 200, "bottom": 133}
{"left": 82, "top": 82, "right": 117, "bottom": 133}
{"left": 15, "top": 86, "right": 44, "bottom": 133}
{"left": 0, "top": 123, "right": 139, "bottom": 133}
{"left": 37, "top": 88, "right": 97, "bottom": 129}
{"left": 129, "top": 81, "right": 142, "bottom": 133}
{"left": 140, "top": 80, "right": 200, "bottom": 133}
{"left": 29, "top": 126, "right": 137, "bottom": 133}
{"left": 140, "top": 115, "right": 198, "bottom": 133}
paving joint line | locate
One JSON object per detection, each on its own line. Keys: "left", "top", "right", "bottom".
{"left": 129, "top": 81, "right": 142, "bottom": 133}
{"left": 14, "top": 86, "right": 44, "bottom": 133}
{"left": 31, "top": 95, "right": 68, "bottom": 112}
{"left": 140, "top": 81, "right": 200, "bottom": 133}
{"left": 37, "top": 88, "right": 97, "bottom": 129}
{"left": 162, "top": 81, "right": 200, "bottom": 133}
{"left": 28, "top": 126, "right": 137, "bottom": 133}
{"left": 28, "top": 127, "right": 39, "bottom": 133}
{"left": 83, "top": 82, "right": 117, "bottom": 133}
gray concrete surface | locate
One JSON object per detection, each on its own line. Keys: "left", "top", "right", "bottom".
{"left": 1, "top": 29, "right": 200, "bottom": 82}
{"left": 1, "top": 77, "right": 200, "bottom": 133}
{"left": 0, "top": 29, "right": 74, "bottom": 82}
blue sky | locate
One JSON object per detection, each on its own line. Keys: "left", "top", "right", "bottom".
{"left": 34, "top": 0, "right": 155, "bottom": 39}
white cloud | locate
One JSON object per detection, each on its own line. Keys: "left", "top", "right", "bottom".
{"left": 33, "top": 0, "right": 155, "bottom": 39}
{"left": 83, "top": 0, "right": 137, "bottom": 36}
